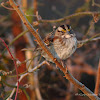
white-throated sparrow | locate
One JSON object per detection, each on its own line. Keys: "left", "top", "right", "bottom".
{"left": 38, "top": 24, "right": 77, "bottom": 62}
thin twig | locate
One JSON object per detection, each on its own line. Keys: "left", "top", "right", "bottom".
{"left": 39, "top": 11, "right": 100, "bottom": 23}
{"left": 6, "top": 61, "right": 49, "bottom": 100}
{"left": 6, "top": 73, "right": 29, "bottom": 100}
{"left": 92, "top": 0, "right": 100, "bottom": 7}
{"left": 77, "top": 34, "right": 100, "bottom": 48}
{"left": 29, "top": 61, "right": 50, "bottom": 72}
{"left": 0, "top": 38, "right": 19, "bottom": 100}
{"left": 1, "top": 2, "right": 15, "bottom": 10}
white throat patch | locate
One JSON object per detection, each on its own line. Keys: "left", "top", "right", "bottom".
{"left": 61, "top": 34, "right": 71, "bottom": 38}
{"left": 65, "top": 34, "right": 71, "bottom": 38}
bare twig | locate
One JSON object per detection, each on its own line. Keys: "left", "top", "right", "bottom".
{"left": 7, "top": 0, "right": 100, "bottom": 100}
{"left": 77, "top": 34, "right": 100, "bottom": 48}
{"left": 39, "top": 11, "right": 100, "bottom": 23}
{"left": 7, "top": 73, "right": 29, "bottom": 100}
{"left": 6, "top": 61, "right": 49, "bottom": 100}
{"left": 0, "top": 70, "right": 12, "bottom": 76}
{"left": 0, "top": 38, "right": 19, "bottom": 100}
{"left": 29, "top": 60, "right": 50, "bottom": 72}
{"left": 1, "top": 2, "right": 15, "bottom": 10}
{"left": 94, "top": 60, "right": 100, "bottom": 96}
{"left": 92, "top": 0, "right": 100, "bottom": 7}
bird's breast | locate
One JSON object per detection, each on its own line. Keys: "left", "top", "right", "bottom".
{"left": 53, "top": 37, "right": 77, "bottom": 60}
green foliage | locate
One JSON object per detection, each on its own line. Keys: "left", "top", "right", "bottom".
{"left": 25, "top": 8, "right": 34, "bottom": 23}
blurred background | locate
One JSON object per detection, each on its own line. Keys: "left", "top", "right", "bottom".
{"left": 0, "top": 0, "right": 100, "bottom": 100}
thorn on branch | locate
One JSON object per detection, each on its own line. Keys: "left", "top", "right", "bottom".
{"left": 65, "top": 66, "right": 68, "bottom": 74}
{"left": 33, "top": 21, "right": 39, "bottom": 26}
{"left": 82, "top": 84, "right": 85, "bottom": 88}
{"left": 53, "top": 58, "right": 57, "bottom": 62}
{"left": 34, "top": 39, "right": 38, "bottom": 42}
{"left": 65, "top": 69, "right": 69, "bottom": 74}
{"left": 36, "top": 29, "right": 39, "bottom": 32}
{"left": 24, "top": 22, "right": 27, "bottom": 25}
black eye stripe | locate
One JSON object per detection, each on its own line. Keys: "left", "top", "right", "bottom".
{"left": 57, "top": 30, "right": 64, "bottom": 33}
{"left": 60, "top": 25, "right": 66, "bottom": 30}
{"left": 60, "top": 25, "right": 70, "bottom": 30}
{"left": 57, "top": 30, "right": 61, "bottom": 32}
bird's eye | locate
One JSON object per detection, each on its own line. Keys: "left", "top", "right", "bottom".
{"left": 57, "top": 30, "right": 61, "bottom": 32}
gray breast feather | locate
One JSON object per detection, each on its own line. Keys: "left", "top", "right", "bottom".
{"left": 41, "top": 37, "right": 77, "bottom": 62}
{"left": 53, "top": 37, "right": 77, "bottom": 60}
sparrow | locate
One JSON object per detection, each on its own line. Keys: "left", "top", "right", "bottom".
{"left": 39, "top": 24, "right": 77, "bottom": 62}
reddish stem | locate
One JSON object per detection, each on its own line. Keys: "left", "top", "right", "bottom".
{"left": 0, "top": 38, "right": 19, "bottom": 100}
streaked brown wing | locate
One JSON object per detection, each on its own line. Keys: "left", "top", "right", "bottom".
{"left": 43, "top": 30, "right": 55, "bottom": 46}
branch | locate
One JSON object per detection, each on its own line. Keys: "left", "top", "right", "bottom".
{"left": 0, "top": 38, "right": 19, "bottom": 100}
{"left": 39, "top": 11, "right": 100, "bottom": 23}
{"left": 7, "top": 73, "right": 29, "bottom": 100}
{"left": 8, "top": 0, "right": 100, "bottom": 100}
{"left": 92, "top": 0, "right": 100, "bottom": 7}
{"left": 6, "top": 61, "right": 48, "bottom": 100}
{"left": 77, "top": 34, "right": 100, "bottom": 48}
{"left": 28, "top": 61, "right": 50, "bottom": 72}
